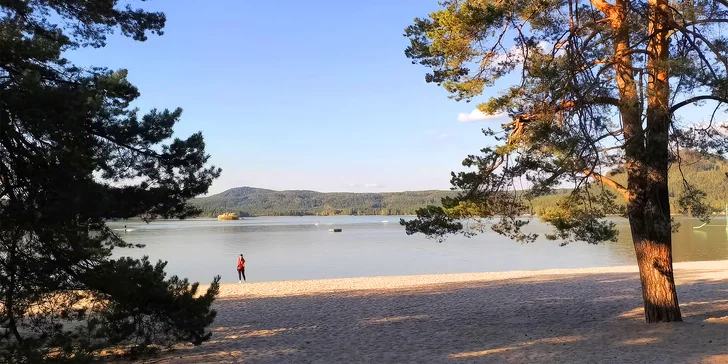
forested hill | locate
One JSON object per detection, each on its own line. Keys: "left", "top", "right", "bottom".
{"left": 524, "top": 152, "right": 728, "bottom": 214}
{"left": 192, "top": 154, "right": 728, "bottom": 217}
{"left": 191, "top": 187, "right": 457, "bottom": 217}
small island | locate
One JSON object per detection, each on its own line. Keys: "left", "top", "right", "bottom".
{"left": 217, "top": 212, "right": 240, "bottom": 221}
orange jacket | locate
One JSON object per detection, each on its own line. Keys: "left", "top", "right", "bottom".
{"left": 237, "top": 257, "right": 245, "bottom": 269}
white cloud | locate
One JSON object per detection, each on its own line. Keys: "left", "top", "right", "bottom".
{"left": 538, "top": 40, "right": 566, "bottom": 56}
{"left": 697, "top": 121, "right": 728, "bottom": 136}
{"left": 457, "top": 109, "right": 509, "bottom": 123}
{"left": 437, "top": 133, "right": 449, "bottom": 139}
{"left": 490, "top": 41, "right": 563, "bottom": 66}
{"left": 489, "top": 45, "right": 525, "bottom": 65}
{"left": 538, "top": 40, "right": 553, "bottom": 53}
{"left": 364, "top": 183, "right": 383, "bottom": 188}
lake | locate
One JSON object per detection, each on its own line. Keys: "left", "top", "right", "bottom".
{"left": 108, "top": 216, "right": 728, "bottom": 284}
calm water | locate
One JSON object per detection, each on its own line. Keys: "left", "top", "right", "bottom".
{"left": 108, "top": 216, "right": 728, "bottom": 284}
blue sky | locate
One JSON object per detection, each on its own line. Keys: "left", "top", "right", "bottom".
{"left": 68, "top": 0, "right": 508, "bottom": 194}
{"left": 69, "top": 0, "right": 720, "bottom": 195}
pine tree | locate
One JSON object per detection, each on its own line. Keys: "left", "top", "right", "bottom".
{"left": 402, "top": 0, "right": 728, "bottom": 323}
{"left": 1, "top": 0, "right": 222, "bottom": 360}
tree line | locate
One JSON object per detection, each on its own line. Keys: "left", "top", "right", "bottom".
{"left": 190, "top": 187, "right": 455, "bottom": 217}
{"left": 194, "top": 157, "right": 728, "bottom": 218}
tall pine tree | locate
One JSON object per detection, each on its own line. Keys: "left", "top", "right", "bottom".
{"left": 1, "top": 0, "right": 222, "bottom": 361}
{"left": 403, "top": 0, "right": 728, "bottom": 323}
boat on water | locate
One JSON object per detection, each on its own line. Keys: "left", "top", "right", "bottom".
{"left": 217, "top": 212, "right": 241, "bottom": 221}
{"left": 329, "top": 228, "right": 342, "bottom": 232}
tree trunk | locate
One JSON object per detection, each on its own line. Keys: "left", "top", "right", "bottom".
{"left": 632, "top": 237, "right": 682, "bottom": 322}
{"left": 626, "top": 0, "right": 683, "bottom": 323}
{"left": 627, "top": 166, "right": 682, "bottom": 323}
{"left": 626, "top": 157, "right": 682, "bottom": 323}
{"left": 605, "top": 0, "right": 683, "bottom": 323}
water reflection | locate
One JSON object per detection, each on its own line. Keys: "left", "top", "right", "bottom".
{"left": 599, "top": 217, "right": 728, "bottom": 263}
{"left": 672, "top": 217, "right": 728, "bottom": 262}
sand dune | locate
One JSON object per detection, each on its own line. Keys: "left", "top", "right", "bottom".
{"left": 142, "top": 261, "right": 728, "bottom": 363}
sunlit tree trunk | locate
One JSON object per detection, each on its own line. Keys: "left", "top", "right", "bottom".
{"left": 627, "top": 0, "right": 682, "bottom": 323}
{"left": 607, "top": 0, "right": 682, "bottom": 323}
{"left": 631, "top": 238, "right": 682, "bottom": 322}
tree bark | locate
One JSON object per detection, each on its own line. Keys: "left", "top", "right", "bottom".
{"left": 633, "top": 239, "right": 682, "bottom": 322}
{"left": 624, "top": 0, "right": 682, "bottom": 323}
{"left": 605, "top": 0, "right": 683, "bottom": 323}
{"left": 4, "top": 229, "right": 27, "bottom": 345}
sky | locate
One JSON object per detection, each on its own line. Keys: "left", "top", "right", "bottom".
{"left": 66, "top": 0, "right": 513, "bottom": 195}
{"left": 68, "top": 0, "right": 722, "bottom": 195}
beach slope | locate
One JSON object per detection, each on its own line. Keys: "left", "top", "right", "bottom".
{"left": 144, "top": 261, "right": 728, "bottom": 364}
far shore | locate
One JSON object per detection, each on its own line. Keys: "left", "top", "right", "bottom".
{"left": 148, "top": 261, "right": 728, "bottom": 364}
{"left": 205, "top": 214, "right": 724, "bottom": 218}
{"left": 113, "top": 213, "right": 728, "bottom": 221}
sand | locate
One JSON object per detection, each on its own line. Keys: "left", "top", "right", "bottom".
{"left": 141, "top": 261, "right": 728, "bottom": 363}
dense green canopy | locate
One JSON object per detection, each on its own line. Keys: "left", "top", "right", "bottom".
{"left": 1, "top": 0, "right": 221, "bottom": 361}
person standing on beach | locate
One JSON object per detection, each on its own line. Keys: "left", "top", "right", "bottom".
{"left": 237, "top": 254, "right": 246, "bottom": 283}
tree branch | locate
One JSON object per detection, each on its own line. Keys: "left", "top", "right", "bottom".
{"left": 583, "top": 169, "right": 629, "bottom": 199}
{"left": 90, "top": 130, "right": 161, "bottom": 160}
{"left": 670, "top": 95, "right": 728, "bottom": 113}
{"left": 503, "top": 96, "right": 621, "bottom": 129}
{"left": 715, "top": 0, "right": 728, "bottom": 9}
{"left": 673, "top": 24, "right": 728, "bottom": 72}
{"left": 682, "top": 19, "right": 728, "bottom": 27}
{"left": 594, "top": 129, "right": 624, "bottom": 142}
{"left": 590, "top": 0, "right": 615, "bottom": 15}
{"left": 597, "top": 145, "right": 624, "bottom": 153}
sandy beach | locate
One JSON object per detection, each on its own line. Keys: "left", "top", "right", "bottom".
{"left": 142, "top": 261, "right": 728, "bottom": 363}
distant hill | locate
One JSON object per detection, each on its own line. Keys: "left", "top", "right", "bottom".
{"left": 190, "top": 187, "right": 457, "bottom": 217}
{"left": 192, "top": 153, "right": 728, "bottom": 217}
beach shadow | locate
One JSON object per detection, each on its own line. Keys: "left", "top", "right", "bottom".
{"left": 141, "top": 269, "right": 728, "bottom": 364}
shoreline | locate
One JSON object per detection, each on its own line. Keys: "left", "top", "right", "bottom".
{"left": 205, "top": 259, "right": 728, "bottom": 299}
{"left": 114, "top": 213, "right": 727, "bottom": 221}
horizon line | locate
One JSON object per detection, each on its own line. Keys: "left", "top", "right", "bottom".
{"left": 200, "top": 186, "right": 457, "bottom": 197}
